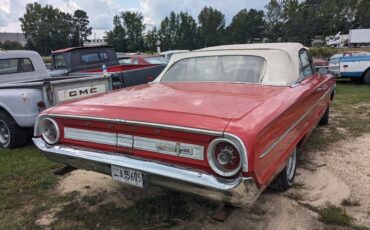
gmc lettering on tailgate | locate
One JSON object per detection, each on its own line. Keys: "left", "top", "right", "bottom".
{"left": 69, "top": 87, "right": 98, "bottom": 97}
{"left": 57, "top": 84, "right": 106, "bottom": 102}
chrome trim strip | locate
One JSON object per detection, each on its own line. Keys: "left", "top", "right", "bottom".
{"left": 33, "top": 137, "right": 260, "bottom": 206}
{"left": 62, "top": 127, "right": 204, "bottom": 160}
{"left": 45, "top": 114, "right": 223, "bottom": 137}
{"left": 259, "top": 87, "right": 334, "bottom": 159}
{"left": 133, "top": 136, "right": 204, "bottom": 160}
{"left": 64, "top": 127, "right": 118, "bottom": 146}
{"left": 125, "top": 120, "right": 223, "bottom": 136}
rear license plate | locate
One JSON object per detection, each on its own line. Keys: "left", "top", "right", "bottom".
{"left": 111, "top": 165, "right": 143, "bottom": 188}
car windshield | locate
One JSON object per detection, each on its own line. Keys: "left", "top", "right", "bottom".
{"left": 144, "top": 56, "right": 168, "bottom": 64}
{"left": 161, "top": 55, "right": 265, "bottom": 83}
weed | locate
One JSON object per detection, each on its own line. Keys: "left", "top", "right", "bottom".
{"left": 318, "top": 205, "right": 352, "bottom": 226}
{"left": 341, "top": 199, "right": 361, "bottom": 207}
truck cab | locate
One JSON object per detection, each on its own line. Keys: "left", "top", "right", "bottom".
{"left": 51, "top": 46, "right": 119, "bottom": 73}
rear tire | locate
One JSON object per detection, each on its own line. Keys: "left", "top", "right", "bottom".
{"left": 363, "top": 70, "right": 370, "bottom": 85}
{"left": 319, "top": 107, "right": 330, "bottom": 125}
{"left": 269, "top": 148, "right": 297, "bottom": 192}
{"left": 0, "top": 111, "right": 28, "bottom": 149}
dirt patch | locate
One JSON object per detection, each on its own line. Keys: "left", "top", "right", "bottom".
{"left": 57, "top": 170, "right": 163, "bottom": 208}
{"left": 313, "top": 134, "right": 370, "bottom": 226}
{"left": 40, "top": 133, "right": 370, "bottom": 229}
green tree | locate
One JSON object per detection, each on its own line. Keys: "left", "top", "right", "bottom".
{"left": 106, "top": 15, "right": 127, "bottom": 52}
{"left": 176, "top": 12, "right": 197, "bottom": 49}
{"left": 355, "top": 0, "right": 370, "bottom": 28}
{"left": 198, "top": 7, "right": 225, "bottom": 47}
{"left": 158, "top": 12, "right": 179, "bottom": 50}
{"left": 265, "top": 0, "right": 284, "bottom": 41}
{"left": 121, "top": 11, "right": 145, "bottom": 52}
{"left": 0, "top": 41, "right": 24, "bottom": 50}
{"left": 145, "top": 26, "right": 159, "bottom": 52}
{"left": 19, "top": 2, "right": 73, "bottom": 55}
{"left": 227, "top": 9, "right": 265, "bottom": 44}
{"left": 71, "top": 10, "right": 92, "bottom": 46}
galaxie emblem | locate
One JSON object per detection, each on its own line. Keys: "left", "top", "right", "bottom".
{"left": 156, "top": 143, "right": 193, "bottom": 156}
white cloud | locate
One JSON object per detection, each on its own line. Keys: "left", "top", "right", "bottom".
{"left": 0, "top": 0, "right": 11, "bottom": 14}
{"left": 60, "top": 0, "right": 81, "bottom": 13}
{"left": 139, "top": 0, "right": 268, "bottom": 26}
{"left": 0, "top": 0, "right": 269, "bottom": 33}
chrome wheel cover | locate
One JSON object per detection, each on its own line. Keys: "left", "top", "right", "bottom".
{"left": 286, "top": 148, "right": 297, "bottom": 182}
{"left": 0, "top": 120, "right": 10, "bottom": 147}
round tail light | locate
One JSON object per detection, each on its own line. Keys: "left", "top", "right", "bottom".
{"left": 39, "top": 118, "right": 60, "bottom": 145}
{"left": 207, "top": 138, "right": 242, "bottom": 177}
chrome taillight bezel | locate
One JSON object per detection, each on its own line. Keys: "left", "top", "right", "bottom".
{"left": 38, "top": 117, "right": 60, "bottom": 145}
{"left": 207, "top": 137, "right": 243, "bottom": 177}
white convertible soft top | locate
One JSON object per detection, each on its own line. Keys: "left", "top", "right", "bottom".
{"left": 155, "top": 43, "right": 307, "bottom": 86}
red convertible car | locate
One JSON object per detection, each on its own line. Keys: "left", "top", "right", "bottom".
{"left": 33, "top": 43, "right": 335, "bottom": 206}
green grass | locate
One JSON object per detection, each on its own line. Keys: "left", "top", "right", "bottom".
{"left": 301, "top": 83, "right": 370, "bottom": 153}
{"left": 0, "top": 146, "right": 61, "bottom": 228}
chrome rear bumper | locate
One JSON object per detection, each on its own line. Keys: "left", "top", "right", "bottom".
{"left": 33, "top": 138, "right": 260, "bottom": 206}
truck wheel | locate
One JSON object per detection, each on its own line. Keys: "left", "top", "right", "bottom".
{"left": 0, "top": 111, "right": 28, "bottom": 149}
{"left": 363, "top": 70, "right": 370, "bottom": 85}
{"left": 269, "top": 148, "right": 297, "bottom": 192}
{"left": 319, "top": 106, "right": 330, "bottom": 125}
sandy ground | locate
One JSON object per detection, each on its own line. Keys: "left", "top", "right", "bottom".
{"left": 38, "top": 132, "right": 370, "bottom": 229}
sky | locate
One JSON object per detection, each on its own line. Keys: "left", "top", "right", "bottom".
{"left": 0, "top": 0, "right": 269, "bottom": 39}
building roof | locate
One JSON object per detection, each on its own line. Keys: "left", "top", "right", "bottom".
{"left": 0, "top": 33, "right": 26, "bottom": 45}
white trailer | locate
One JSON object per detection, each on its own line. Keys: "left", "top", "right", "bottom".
{"left": 349, "top": 29, "right": 370, "bottom": 46}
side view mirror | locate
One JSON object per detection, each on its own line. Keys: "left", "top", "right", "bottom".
{"left": 318, "top": 67, "right": 328, "bottom": 75}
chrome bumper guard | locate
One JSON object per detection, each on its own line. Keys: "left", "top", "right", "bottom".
{"left": 33, "top": 138, "right": 260, "bottom": 206}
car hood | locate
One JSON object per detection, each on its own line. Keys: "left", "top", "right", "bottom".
{"left": 50, "top": 82, "right": 286, "bottom": 132}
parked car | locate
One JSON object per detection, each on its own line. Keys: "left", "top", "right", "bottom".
{"left": 0, "top": 50, "right": 112, "bottom": 148}
{"left": 312, "top": 58, "right": 329, "bottom": 72}
{"left": 51, "top": 46, "right": 166, "bottom": 89}
{"left": 328, "top": 51, "right": 370, "bottom": 84}
{"left": 33, "top": 43, "right": 335, "bottom": 206}
{"left": 160, "top": 50, "right": 189, "bottom": 61}
{"left": 117, "top": 54, "right": 167, "bottom": 65}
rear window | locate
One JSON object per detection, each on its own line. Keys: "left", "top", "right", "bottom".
{"left": 161, "top": 55, "right": 265, "bottom": 83}
{"left": 144, "top": 56, "right": 167, "bottom": 64}
{"left": 0, "top": 58, "right": 34, "bottom": 75}
{"left": 81, "top": 52, "right": 109, "bottom": 64}
{"left": 54, "top": 54, "right": 66, "bottom": 69}
{"left": 118, "top": 57, "right": 132, "bottom": 65}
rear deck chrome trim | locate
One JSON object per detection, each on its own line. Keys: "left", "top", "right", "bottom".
{"left": 45, "top": 114, "right": 223, "bottom": 137}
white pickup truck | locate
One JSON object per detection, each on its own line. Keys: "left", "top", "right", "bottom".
{"left": 0, "top": 50, "right": 111, "bottom": 148}
{"left": 328, "top": 51, "right": 370, "bottom": 84}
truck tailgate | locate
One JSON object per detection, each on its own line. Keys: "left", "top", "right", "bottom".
{"left": 48, "top": 75, "right": 112, "bottom": 106}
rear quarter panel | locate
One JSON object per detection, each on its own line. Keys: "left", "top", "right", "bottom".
{"left": 225, "top": 75, "right": 335, "bottom": 188}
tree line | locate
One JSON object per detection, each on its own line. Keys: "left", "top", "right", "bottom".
{"left": 19, "top": 2, "right": 92, "bottom": 55}
{"left": 15, "top": 0, "right": 370, "bottom": 54}
{"left": 108, "top": 0, "right": 370, "bottom": 52}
